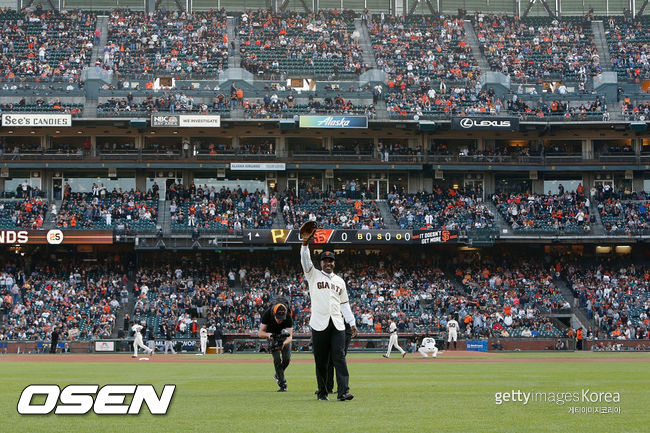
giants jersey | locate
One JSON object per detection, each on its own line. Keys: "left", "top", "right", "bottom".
{"left": 200, "top": 328, "right": 208, "bottom": 339}
{"left": 301, "top": 246, "right": 349, "bottom": 331}
{"left": 389, "top": 322, "right": 398, "bottom": 333}
{"left": 421, "top": 337, "right": 436, "bottom": 349}
{"left": 131, "top": 324, "right": 143, "bottom": 336}
{"left": 447, "top": 320, "right": 459, "bottom": 331}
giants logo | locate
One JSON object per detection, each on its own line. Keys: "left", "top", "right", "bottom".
{"left": 17, "top": 384, "right": 175, "bottom": 415}
{"left": 316, "top": 281, "right": 342, "bottom": 295}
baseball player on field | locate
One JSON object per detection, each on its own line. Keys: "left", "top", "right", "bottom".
{"left": 418, "top": 336, "right": 439, "bottom": 358}
{"left": 131, "top": 321, "right": 154, "bottom": 358}
{"left": 382, "top": 319, "right": 406, "bottom": 358}
{"left": 198, "top": 324, "right": 208, "bottom": 355}
{"left": 446, "top": 316, "right": 459, "bottom": 350}
{"left": 300, "top": 221, "right": 357, "bottom": 402}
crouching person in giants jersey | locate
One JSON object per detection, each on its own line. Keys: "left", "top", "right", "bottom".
{"left": 418, "top": 336, "right": 439, "bottom": 358}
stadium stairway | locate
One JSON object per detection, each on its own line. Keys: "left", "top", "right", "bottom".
{"left": 463, "top": 20, "right": 490, "bottom": 72}
{"left": 484, "top": 200, "right": 511, "bottom": 236}
{"left": 375, "top": 100, "right": 389, "bottom": 120}
{"left": 442, "top": 266, "right": 473, "bottom": 296}
{"left": 554, "top": 278, "right": 595, "bottom": 330}
{"left": 589, "top": 200, "right": 606, "bottom": 236}
{"left": 272, "top": 209, "right": 285, "bottom": 229}
{"left": 91, "top": 15, "right": 109, "bottom": 65}
{"left": 160, "top": 200, "right": 171, "bottom": 235}
{"left": 82, "top": 99, "right": 97, "bottom": 118}
{"left": 43, "top": 199, "right": 62, "bottom": 229}
{"left": 227, "top": 16, "right": 240, "bottom": 69}
{"left": 112, "top": 279, "right": 136, "bottom": 338}
{"left": 377, "top": 200, "right": 400, "bottom": 229}
{"left": 591, "top": 21, "right": 612, "bottom": 72}
{"left": 355, "top": 18, "right": 378, "bottom": 70}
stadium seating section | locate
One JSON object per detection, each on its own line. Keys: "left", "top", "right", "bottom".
{"left": 0, "top": 9, "right": 95, "bottom": 82}
{"left": 106, "top": 9, "right": 229, "bottom": 77}
{"left": 605, "top": 16, "right": 650, "bottom": 81}
{"left": 238, "top": 10, "right": 364, "bottom": 79}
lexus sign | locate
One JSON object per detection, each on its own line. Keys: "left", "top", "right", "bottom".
{"left": 452, "top": 116, "right": 519, "bottom": 131}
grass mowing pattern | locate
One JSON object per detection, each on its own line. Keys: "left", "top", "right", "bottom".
{"left": 0, "top": 353, "right": 647, "bottom": 433}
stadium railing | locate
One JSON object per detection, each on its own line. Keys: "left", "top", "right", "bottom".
{"left": 2, "top": 337, "right": 648, "bottom": 354}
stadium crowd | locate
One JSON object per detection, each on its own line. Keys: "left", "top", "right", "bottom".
{"left": 454, "top": 256, "right": 569, "bottom": 338}
{"left": 55, "top": 186, "right": 159, "bottom": 231}
{"left": 370, "top": 14, "right": 478, "bottom": 83}
{"left": 565, "top": 262, "right": 650, "bottom": 340}
{"left": 473, "top": 14, "right": 600, "bottom": 83}
{"left": 104, "top": 9, "right": 229, "bottom": 77}
{"left": 0, "top": 262, "right": 126, "bottom": 341}
{"left": 281, "top": 196, "right": 385, "bottom": 230}
{"left": 238, "top": 9, "right": 366, "bottom": 78}
{"left": 605, "top": 16, "right": 650, "bottom": 80}
{"left": 388, "top": 186, "right": 493, "bottom": 230}
{"left": 493, "top": 190, "right": 592, "bottom": 232}
{"left": 97, "top": 91, "right": 228, "bottom": 115}
{"left": 0, "top": 197, "right": 47, "bottom": 229}
{"left": 243, "top": 93, "right": 376, "bottom": 119}
{"left": 0, "top": 8, "right": 96, "bottom": 83}
{"left": 168, "top": 183, "right": 276, "bottom": 232}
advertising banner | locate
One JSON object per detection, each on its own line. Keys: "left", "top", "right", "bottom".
{"left": 230, "top": 163, "right": 286, "bottom": 171}
{"left": 2, "top": 113, "right": 72, "bottom": 127}
{"left": 451, "top": 116, "right": 519, "bottom": 131}
{"left": 0, "top": 230, "right": 113, "bottom": 245}
{"left": 466, "top": 340, "right": 489, "bottom": 352}
{"left": 299, "top": 115, "right": 368, "bottom": 128}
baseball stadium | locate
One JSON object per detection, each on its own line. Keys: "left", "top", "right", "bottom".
{"left": 0, "top": 0, "right": 649, "bottom": 431}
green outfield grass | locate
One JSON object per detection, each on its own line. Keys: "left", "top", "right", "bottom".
{"left": 0, "top": 352, "right": 648, "bottom": 433}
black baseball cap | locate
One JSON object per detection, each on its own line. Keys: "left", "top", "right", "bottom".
{"left": 320, "top": 251, "right": 336, "bottom": 261}
{"left": 273, "top": 304, "right": 287, "bottom": 321}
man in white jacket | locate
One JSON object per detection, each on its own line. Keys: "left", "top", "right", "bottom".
{"left": 301, "top": 227, "right": 357, "bottom": 402}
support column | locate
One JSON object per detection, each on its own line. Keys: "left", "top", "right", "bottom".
{"left": 135, "top": 171, "right": 147, "bottom": 191}
{"left": 483, "top": 173, "right": 496, "bottom": 196}
{"left": 582, "top": 173, "right": 595, "bottom": 194}
{"left": 532, "top": 179, "right": 544, "bottom": 194}
{"left": 277, "top": 136, "right": 286, "bottom": 158}
{"left": 632, "top": 175, "right": 644, "bottom": 193}
{"left": 583, "top": 139, "right": 594, "bottom": 160}
{"left": 91, "top": 135, "right": 97, "bottom": 157}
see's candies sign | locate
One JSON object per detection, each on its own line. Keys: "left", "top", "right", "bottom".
{"left": 2, "top": 113, "right": 72, "bottom": 127}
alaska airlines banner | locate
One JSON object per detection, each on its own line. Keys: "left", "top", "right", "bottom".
{"left": 451, "top": 116, "right": 519, "bottom": 131}
{"left": 299, "top": 115, "right": 368, "bottom": 129}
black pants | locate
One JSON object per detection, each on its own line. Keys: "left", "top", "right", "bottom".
{"left": 271, "top": 343, "right": 291, "bottom": 386}
{"left": 326, "top": 327, "right": 352, "bottom": 393}
{"left": 312, "top": 319, "right": 349, "bottom": 398}
{"left": 50, "top": 340, "right": 58, "bottom": 354}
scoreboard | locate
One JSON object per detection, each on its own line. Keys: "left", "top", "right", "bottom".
{"left": 242, "top": 229, "right": 458, "bottom": 245}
